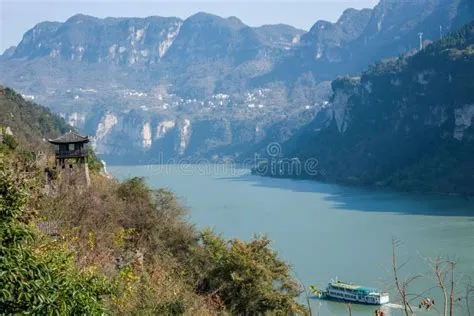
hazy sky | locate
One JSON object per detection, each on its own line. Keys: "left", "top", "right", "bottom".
{"left": 0, "top": 0, "right": 379, "bottom": 53}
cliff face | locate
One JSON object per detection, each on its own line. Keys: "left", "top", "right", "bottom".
{"left": 281, "top": 22, "right": 474, "bottom": 195}
{"left": 1, "top": 13, "right": 303, "bottom": 97}
{"left": 264, "top": 0, "right": 474, "bottom": 83}
{"left": 0, "top": 2, "right": 472, "bottom": 164}
{"left": 83, "top": 110, "right": 318, "bottom": 164}
{"left": 0, "top": 13, "right": 314, "bottom": 163}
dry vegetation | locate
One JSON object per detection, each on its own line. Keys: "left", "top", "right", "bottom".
{"left": 41, "top": 174, "right": 215, "bottom": 314}
{"left": 1, "top": 124, "right": 305, "bottom": 314}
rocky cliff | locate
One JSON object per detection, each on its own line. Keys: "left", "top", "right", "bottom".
{"left": 262, "top": 0, "right": 473, "bottom": 83}
{"left": 277, "top": 21, "right": 474, "bottom": 195}
{"left": 1, "top": 1, "right": 472, "bottom": 164}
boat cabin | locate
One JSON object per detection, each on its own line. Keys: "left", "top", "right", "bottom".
{"left": 325, "top": 280, "right": 389, "bottom": 305}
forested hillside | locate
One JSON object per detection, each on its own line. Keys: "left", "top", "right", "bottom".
{"left": 265, "top": 21, "right": 474, "bottom": 196}
{"left": 0, "top": 90, "right": 304, "bottom": 314}
{"left": 0, "top": 87, "right": 70, "bottom": 149}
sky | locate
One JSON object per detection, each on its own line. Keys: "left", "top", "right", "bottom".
{"left": 0, "top": 0, "right": 379, "bottom": 53}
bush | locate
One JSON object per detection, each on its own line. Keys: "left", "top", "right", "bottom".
{"left": 194, "top": 229, "right": 306, "bottom": 315}
{"left": 0, "top": 160, "right": 111, "bottom": 314}
{"left": 86, "top": 147, "right": 103, "bottom": 173}
{"left": 41, "top": 175, "right": 210, "bottom": 314}
{"left": 35, "top": 171, "right": 304, "bottom": 314}
{"left": 2, "top": 134, "right": 18, "bottom": 151}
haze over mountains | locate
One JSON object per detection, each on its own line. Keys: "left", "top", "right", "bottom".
{"left": 0, "top": 0, "right": 472, "bottom": 168}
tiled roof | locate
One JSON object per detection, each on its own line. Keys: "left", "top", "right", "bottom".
{"left": 48, "top": 130, "right": 89, "bottom": 144}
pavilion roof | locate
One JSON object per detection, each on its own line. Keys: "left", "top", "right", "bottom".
{"left": 48, "top": 130, "right": 89, "bottom": 144}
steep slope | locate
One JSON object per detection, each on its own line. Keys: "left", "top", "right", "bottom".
{"left": 161, "top": 13, "right": 273, "bottom": 98}
{"left": 0, "top": 1, "right": 471, "bottom": 164}
{"left": 275, "top": 21, "right": 474, "bottom": 195}
{"left": 0, "top": 13, "right": 311, "bottom": 163}
{"left": 10, "top": 14, "right": 182, "bottom": 64}
{"left": 0, "top": 90, "right": 304, "bottom": 315}
{"left": 0, "top": 13, "right": 302, "bottom": 97}
{"left": 0, "top": 46, "right": 16, "bottom": 61}
{"left": 0, "top": 87, "right": 70, "bottom": 149}
{"left": 261, "top": 0, "right": 474, "bottom": 84}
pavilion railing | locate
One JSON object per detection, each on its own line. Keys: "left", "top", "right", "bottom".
{"left": 55, "top": 149, "right": 87, "bottom": 158}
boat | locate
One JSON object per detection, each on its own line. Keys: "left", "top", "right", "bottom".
{"left": 310, "top": 279, "right": 389, "bottom": 305}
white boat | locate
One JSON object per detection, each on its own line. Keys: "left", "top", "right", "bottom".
{"left": 311, "top": 280, "right": 389, "bottom": 305}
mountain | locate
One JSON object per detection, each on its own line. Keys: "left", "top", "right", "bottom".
{"left": 0, "top": 13, "right": 318, "bottom": 164}
{"left": 0, "top": 46, "right": 16, "bottom": 61}
{"left": 0, "top": 1, "right": 472, "bottom": 164}
{"left": 267, "top": 21, "right": 474, "bottom": 195}
{"left": 260, "top": 0, "right": 474, "bottom": 84}
{"left": 2, "top": 12, "right": 303, "bottom": 97}
{"left": 0, "top": 87, "right": 70, "bottom": 149}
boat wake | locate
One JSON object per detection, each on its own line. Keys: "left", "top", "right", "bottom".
{"left": 384, "top": 303, "right": 405, "bottom": 309}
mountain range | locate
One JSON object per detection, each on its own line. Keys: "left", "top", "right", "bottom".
{"left": 0, "top": 0, "right": 472, "bottom": 166}
{"left": 261, "top": 21, "right": 474, "bottom": 195}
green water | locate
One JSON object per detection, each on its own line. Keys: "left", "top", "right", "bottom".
{"left": 109, "top": 164, "right": 474, "bottom": 316}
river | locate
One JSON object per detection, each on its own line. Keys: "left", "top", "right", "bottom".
{"left": 109, "top": 164, "right": 474, "bottom": 316}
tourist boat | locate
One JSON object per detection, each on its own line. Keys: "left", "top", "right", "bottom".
{"left": 310, "top": 279, "right": 389, "bottom": 305}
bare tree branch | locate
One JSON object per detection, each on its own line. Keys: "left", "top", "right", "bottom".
{"left": 432, "top": 257, "right": 449, "bottom": 316}
{"left": 392, "top": 237, "right": 415, "bottom": 316}
{"left": 449, "top": 260, "right": 457, "bottom": 316}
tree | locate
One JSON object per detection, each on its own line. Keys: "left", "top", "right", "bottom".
{"left": 0, "top": 158, "right": 111, "bottom": 314}
{"left": 196, "top": 229, "right": 306, "bottom": 315}
{"left": 2, "top": 134, "right": 18, "bottom": 151}
{"left": 86, "top": 147, "right": 104, "bottom": 173}
{"left": 392, "top": 238, "right": 419, "bottom": 316}
{"left": 433, "top": 257, "right": 449, "bottom": 315}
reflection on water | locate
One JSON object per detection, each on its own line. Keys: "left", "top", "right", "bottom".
{"left": 110, "top": 164, "right": 474, "bottom": 316}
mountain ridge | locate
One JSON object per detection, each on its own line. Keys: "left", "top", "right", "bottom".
{"left": 265, "top": 21, "right": 474, "bottom": 195}
{"left": 1, "top": 1, "right": 472, "bottom": 164}
{"left": 260, "top": 0, "right": 473, "bottom": 84}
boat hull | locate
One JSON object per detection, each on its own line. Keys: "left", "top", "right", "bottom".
{"left": 321, "top": 292, "right": 389, "bottom": 305}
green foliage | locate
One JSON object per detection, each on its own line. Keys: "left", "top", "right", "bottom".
{"left": 0, "top": 84, "right": 305, "bottom": 314}
{"left": 1, "top": 134, "right": 18, "bottom": 151}
{"left": 0, "top": 158, "right": 111, "bottom": 314}
{"left": 117, "top": 177, "right": 151, "bottom": 202}
{"left": 0, "top": 161, "right": 29, "bottom": 223}
{"left": 86, "top": 147, "right": 104, "bottom": 173}
{"left": 426, "top": 21, "right": 474, "bottom": 53}
{"left": 42, "top": 173, "right": 305, "bottom": 314}
{"left": 17, "top": 150, "right": 36, "bottom": 165}
{"left": 196, "top": 229, "right": 306, "bottom": 315}
{"left": 0, "top": 88, "right": 70, "bottom": 151}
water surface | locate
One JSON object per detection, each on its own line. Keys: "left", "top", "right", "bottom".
{"left": 110, "top": 164, "right": 474, "bottom": 315}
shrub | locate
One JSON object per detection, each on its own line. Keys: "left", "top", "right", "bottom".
{"left": 37, "top": 172, "right": 303, "bottom": 315}
{"left": 2, "top": 134, "right": 18, "bottom": 151}
{"left": 195, "top": 229, "right": 306, "bottom": 315}
{"left": 0, "top": 160, "right": 111, "bottom": 314}
{"left": 87, "top": 147, "right": 104, "bottom": 173}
